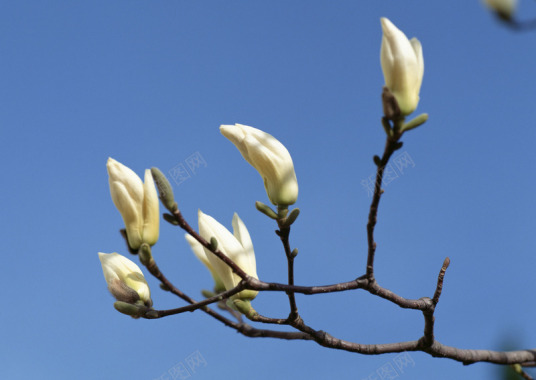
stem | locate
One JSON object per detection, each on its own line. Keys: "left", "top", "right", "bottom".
{"left": 145, "top": 282, "right": 247, "bottom": 318}
{"left": 142, "top": 254, "right": 311, "bottom": 341}
{"left": 433, "top": 257, "right": 450, "bottom": 305}
{"left": 276, "top": 209, "right": 298, "bottom": 318}
{"left": 141, "top": 126, "right": 535, "bottom": 367}
{"left": 366, "top": 128, "right": 402, "bottom": 279}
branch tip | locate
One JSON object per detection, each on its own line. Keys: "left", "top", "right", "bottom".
{"left": 433, "top": 257, "right": 451, "bottom": 305}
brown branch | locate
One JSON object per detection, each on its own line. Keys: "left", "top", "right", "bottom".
{"left": 247, "top": 312, "right": 288, "bottom": 325}
{"left": 433, "top": 257, "right": 450, "bottom": 305}
{"left": 145, "top": 272, "right": 442, "bottom": 320}
{"left": 366, "top": 278, "right": 430, "bottom": 309}
{"left": 275, "top": 215, "right": 298, "bottom": 319}
{"left": 236, "top": 324, "right": 313, "bottom": 341}
{"left": 144, "top": 282, "right": 247, "bottom": 318}
{"left": 167, "top": 200, "right": 441, "bottom": 315}
{"left": 288, "top": 314, "right": 536, "bottom": 365}
{"left": 290, "top": 314, "right": 420, "bottom": 354}
{"left": 140, "top": 203, "right": 536, "bottom": 367}
{"left": 366, "top": 124, "right": 402, "bottom": 279}
{"left": 420, "top": 258, "right": 451, "bottom": 347}
{"left": 423, "top": 343, "right": 536, "bottom": 366}
{"left": 249, "top": 277, "right": 366, "bottom": 294}
{"left": 420, "top": 300, "right": 435, "bottom": 348}
{"left": 139, "top": 126, "right": 535, "bottom": 368}
{"left": 141, "top": 252, "right": 312, "bottom": 341}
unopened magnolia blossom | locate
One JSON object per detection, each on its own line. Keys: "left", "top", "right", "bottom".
{"left": 107, "top": 157, "right": 159, "bottom": 250}
{"left": 220, "top": 124, "right": 298, "bottom": 206}
{"left": 98, "top": 252, "right": 152, "bottom": 307}
{"left": 483, "top": 0, "right": 517, "bottom": 19}
{"left": 196, "top": 210, "right": 258, "bottom": 301}
{"left": 380, "top": 17, "right": 424, "bottom": 116}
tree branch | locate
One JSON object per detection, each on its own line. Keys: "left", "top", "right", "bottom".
{"left": 140, "top": 247, "right": 312, "bottom": 341}
{"left": 433, "top": 257, "right": 450, "bottom": 305}
{"left": 144, "top": 282, "right": 247, "bottom": 318}
{"left": 366, "top": 124, "right": 402, "bottom": 279}
{"left": 133, "top": 121, "right": 536, "bottom": 370}
{"left": 276, "top": 211, "right": 298, "bottom": 319}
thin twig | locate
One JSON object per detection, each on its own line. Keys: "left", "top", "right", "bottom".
{"left": 144, "top": 282, "right": 246, "bottom": 318}
{"left": 141, "top": 252, "right": 312, "bottom": 341}
{"left": 433, "top": 257, "right": 450, "bottom": 305}
{"left": 420, "top": 300, "right": 435, "bottom": 348}
{"left": 142, "top": 205, "right": 536, "bottom": 366}
{"left": 237, "top": 324, "right": 313, "bottom": 341}
{"left": 139, "top": 126, "right": 536, "bottom": 367}
{"left": 248, "top": 312, "right": 288, "bottom": 325}
{"left": 289, "top": 314, "right": 536, "bottom": 365}
{"left": 366, "top": 127, "right": 402, "bottom": 279}
{"left": 249, "top": 276, "right": 366, "bottom": 294}
{"left": 276, "top": 219, "right": 298, "bottom": 319}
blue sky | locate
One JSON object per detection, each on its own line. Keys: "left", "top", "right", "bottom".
{"left": 1, "top": 1, "right": 535, "bottom": 379}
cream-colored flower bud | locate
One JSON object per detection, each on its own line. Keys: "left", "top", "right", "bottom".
{"left": 380, "top": 18, "right": 424, "bottom": 116}
{"left": 185, "top": 234, "right": 226, "bottom": 292}
{"left": 483, "top": 0, "right": 517, "bottom": 20}
{"left": 220, "top": 124, "right": 298, "bottom": 206}
{"left": 197, "top": 210, "right": 258, "bottom": 301}
{"left": 107, "top": 158, "right": 159, "bottom": 250}
{"left": 98, "top": 252, "right": 152, "bottom": 307}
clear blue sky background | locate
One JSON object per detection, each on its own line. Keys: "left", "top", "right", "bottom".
{"left": 1, "top": 1, "right": 535, "bottom": 379}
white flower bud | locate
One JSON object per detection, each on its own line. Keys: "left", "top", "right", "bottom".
{"left": 220, "top": 124, "right": 298, "bottom": 206}
{"left": 107, "top": 158, "right": 159, "bottom": 250}
{"left": 197, "top": 210, "right": 258, "bottom": 301}
{"left": 98, "top": 252, "right": 152, "bottom": 307}
{"left": 380, "top": 18, "right": 424, "bottom": 116}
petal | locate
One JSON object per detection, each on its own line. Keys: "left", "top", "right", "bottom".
{"left": 185, "top": 233, "right": 225, "bottom": 290}
{"left": 109, "top": 181, "right": 143, "bottom": 248}
{"left": 232, "top": 213, "right": 257, "bottom": 278}
{"left": 185, "top": 234, "right": 210, "bottom": 267}
{"left": 219, "top": 124, "right": 251, "bottom": 164}
{"left": 107, "top": 158, "right": 145, "bottom": 248}
{"left": 107, "top": 158, "right": 144, "bottom": 205}
{"left": 98, "top": 252, "right": 152, "bottom": 305}
{"left": 142, "top": 169, "right": 160, "bottom": 246}
{"left": 410, "top": 38, "right": 424, "bottom": 89}
{"left": 198, "top": 210, "right": 257, "bottom": 289}
{"left": 221, "top": 124, "right": 298, "bottom": 205}
{"left": 379, "top": 18, "right": 423, "bottom": 115}
{"left": 198, "top": 210, "right": 238, "bottom": 290}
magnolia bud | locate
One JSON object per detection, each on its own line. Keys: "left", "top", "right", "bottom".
{"left": 107, "top": 158, "right": 159, "bottom": 250}
{"left": 98, "top": 252, "right": 153, "bottom": 307}
{"left": 220, "top": 124, "right": 298, "bottom": 206}
{"left": 196, "top": 210, "right": 258, "bottom": 301}
{"left": 380, "top": 18, "right": 424, "bottom": 116}
{"left": 150, "top": 167, "right": 178, "bottom": 213}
